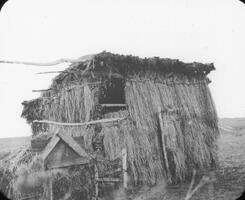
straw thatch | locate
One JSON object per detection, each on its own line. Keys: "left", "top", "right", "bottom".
{"left": 0, "top": 146, "right": 95, "bottom": 200}
{"left": 18, "top": 52, "right": 219, "bottom": 197}
{"left": 124, "top": 71, "right": 218, "bottom": 182}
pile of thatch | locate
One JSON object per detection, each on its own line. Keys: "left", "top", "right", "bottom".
{"left": 0, "top": 145, "right": 33, "bottom": 199}
{"left": 0, "top": 147, "right": 96, "bottom": 200}
{"left": 20, "top": 52, "right": 219, "bottom": 190}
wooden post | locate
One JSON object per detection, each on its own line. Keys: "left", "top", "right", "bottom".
{"left": 158, "top": 107, "right": 171, "bottom": 183}
{"left": 94, "top": 163, "right": 99, "bottom": 200}
{"left": 122, "top": 148, "right": 128, "bottom": 188}
{"left": 49, "top": 173, "right": 53, "bottom": 200}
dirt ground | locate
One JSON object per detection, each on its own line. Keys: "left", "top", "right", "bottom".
{"left": 128, "top": 130, "right": 245, "bottom": 200}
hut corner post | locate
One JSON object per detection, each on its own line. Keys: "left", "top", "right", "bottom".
{"left": 157, "top": 106, "right": 171, "bottom": 183}
{"left": 122, "top": 148, "right": 128, "bottom": 189}
{"left": 94, "top": 161, "right": 99, "bottom": 200}
{"left": 49, "top": 171, "right": 53, "bottom": 200}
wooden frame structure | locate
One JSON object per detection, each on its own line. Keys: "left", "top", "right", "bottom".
{"left": 40, "top": 132, "right": 128, "bottom": 200}
{"left": 41, "top": 132, "right": 92, "bottom": 200}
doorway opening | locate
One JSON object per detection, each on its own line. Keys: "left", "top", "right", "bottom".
{"left": 99, "top": 78, "right": 126, "bottom": 113}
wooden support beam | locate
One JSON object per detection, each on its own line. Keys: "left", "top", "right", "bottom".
{"left": 36, "top": 71, "right": 66, "bottom": 74}
{"left": 33, "top": 117, "right": 126, "bottom": 127}
{"left": 32, "top": 89, "right": 52, "bottom": 92}
{"left": 49, "top": 172, "right": 53, "bottom": 200}
{"left": 41, "top": 135, "right": 60, "bottom": 161}
{"left": 97, "top": 178, "right": 122, "bottom": 182}
{"left": 102, "top": 168, "right": 122, "bottom": 176}
{"left": 158, "top": 107, "right": 172, "bottom": 183}
{"left": 58, "top": 132, "right": 92, "bottom": 158}
{"left": 0, "top": 57, "right": 91, "bottom": 66}
{"left": 100, "top": 104, "right": 127, "bottom": 108}
{"left": 19, "top": 194, "right": 42, "bottom": 200}
{"left": 94, "top": 163, "right": 99, "bottom": 200}
{"left": 47, "top": 158, "right": 90, "bottom": 169}
{"left": 122, "top": 148, "right": 128, "bottom": 188}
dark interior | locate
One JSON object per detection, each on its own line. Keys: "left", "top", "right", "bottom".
{"left": 99, "top": 78, "right": 125, "bottom": 104}
{"left": 99, "top": 78, "right": 126, "bottom": 113}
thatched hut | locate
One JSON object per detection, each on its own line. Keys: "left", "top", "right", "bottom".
{"left": 19, "top": 51, "right": 219, "bottom": 198}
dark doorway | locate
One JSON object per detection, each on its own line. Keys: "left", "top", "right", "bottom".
{"left": 99, "top": 78, "right": 126, "bottom": 113}
{"left": 99, "top": 78, "right": 125, "bottom": 104}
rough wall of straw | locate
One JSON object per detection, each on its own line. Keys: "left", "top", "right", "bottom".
{"left": 124, "top": 70, "right": 219, "bottom": 183}
{"left": 43, "top": 84, "right": 94, "bottom": 123}
{"left": 33, "top": 82, "right": 99, "bottom": 137}
{"left": 81, "top": 110, "right": 164, "bottom": 186}
{"left": 22, "top": 58, "right": 103, "bottom": 136}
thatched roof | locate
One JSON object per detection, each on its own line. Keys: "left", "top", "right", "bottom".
{"left": 73, "top": 51, "right": 214, "bottom": 73}
{"left": 52, "top": 51, "right": 214, "bottom": 85}
{"left": 21, "top": 51, "right": 215, "bottom": 122}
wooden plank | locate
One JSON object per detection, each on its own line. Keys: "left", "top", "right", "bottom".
{"left": 158, "top": 107, "right": 171, "bottom": 183}
{"left": 58, "top": 132, "right": 92, "bottom": 159}
{"left": 49, "top": 173, "right": 53, "bottom": 200}
{"left": 33, "top": 117, "right": 126, "bottom": 127}
{"left": 36, "top": 71, "right": 66, "bottom": 74}
{"left": 0, "top": 56, "right": 92, "bottom": 66}
{"left": 47, "top": 157, "right": 90, "bottom": 169}
{"left": 95, "top": 164, "right": 99, "bottom": 200}
{"left": 102, "top": 168, "right": 122, "bottom": 176}
{"left": 97, "top": 178, "right": 122, "bottom": 182}
{"left": 100, "top": 104, "right": 127, "bottom": 107}
{"left": 122, "top": 148, "right": 128, "bottom": 188}
{"left": 41, "top": 135, "right": 60, "bottom": 161}
{"left": 19, "top": 193, "right": 42, "bottom": 200}
{"left": 32, "top": 89, "right": 52, "bottom": 92}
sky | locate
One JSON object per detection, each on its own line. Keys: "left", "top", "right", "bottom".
{"left": 0, "top": 0, "right": 244, "bottom": 138}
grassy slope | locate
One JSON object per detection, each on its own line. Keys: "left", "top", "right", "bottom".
{"left": 219, "top": 118, "right": 245, "bottom": 131}
{"left": 0, "top": 136, "right": 30, "bottom": 160}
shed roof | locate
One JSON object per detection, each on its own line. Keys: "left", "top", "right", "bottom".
{"left": 53, "top": 51, "right": 215, "bottom": 83}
